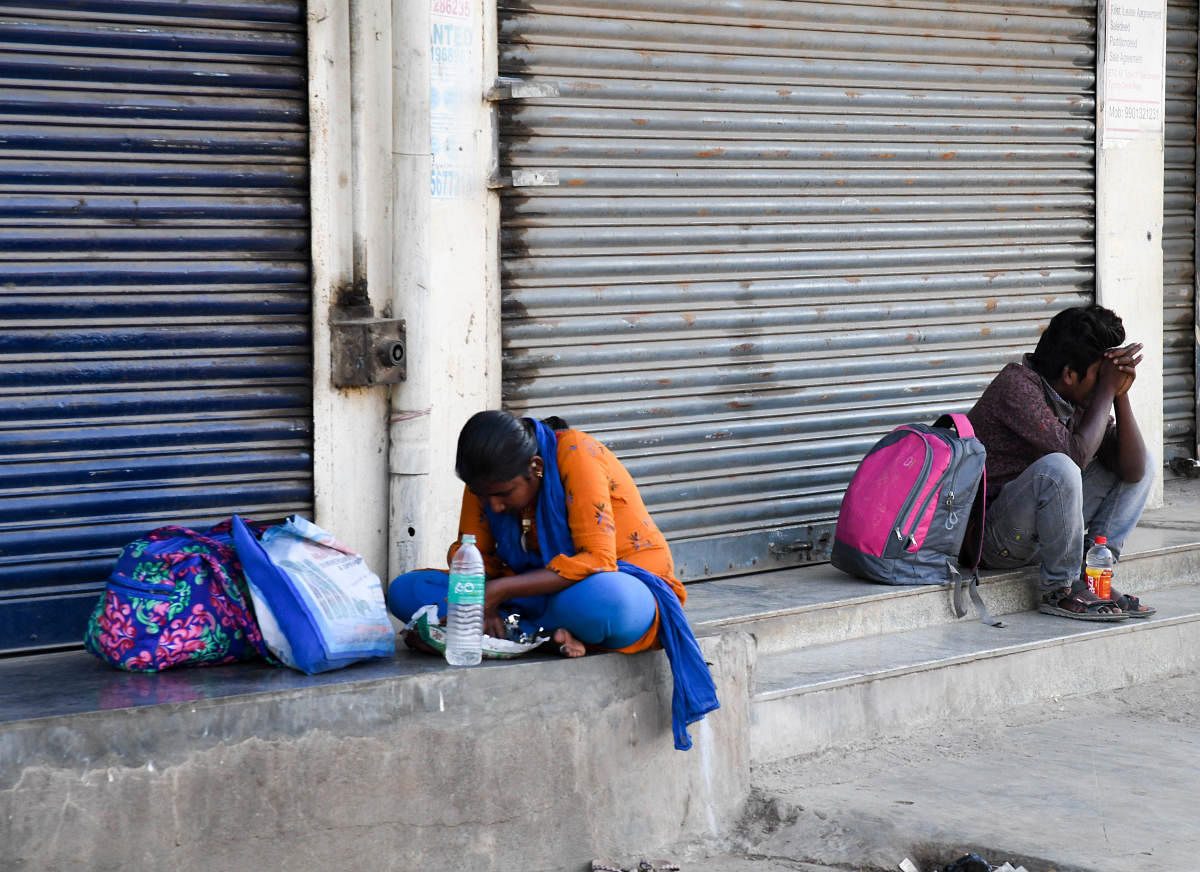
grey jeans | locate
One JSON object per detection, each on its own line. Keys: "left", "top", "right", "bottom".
{"left": 981, "top": 451, "right": 1156, "bottom": 595}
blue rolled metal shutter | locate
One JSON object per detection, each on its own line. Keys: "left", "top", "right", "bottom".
{"left": 497, "top": 0, "right": 1097, "bottom": 579}
{"left": 1164, "top": 0, "right": 1197, "bottom": 462}
{"left": 0, "top": 0, "right": 312, "bottom": 652}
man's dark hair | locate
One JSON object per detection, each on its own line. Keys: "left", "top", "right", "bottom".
{"left": 1029, "top": 305, "right": 1125, "bottom": 382}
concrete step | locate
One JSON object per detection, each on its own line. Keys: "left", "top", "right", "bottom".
{"left": 750, "top": 581, "right": 1200, "bottom": 764}
{"left": 687, "top": 477, "right": 1200, "bottom": 655}
{"left": 689, "top": 540, "right": 1200, "bottom": 656}
{"left": 682, "top": 479, "right": 1200, "bottom": 765}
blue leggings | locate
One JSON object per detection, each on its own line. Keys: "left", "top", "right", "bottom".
{"left": 387, "top": 569, "right": 657, "bottom": 650}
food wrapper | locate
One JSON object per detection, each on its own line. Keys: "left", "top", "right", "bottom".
{"left": 406, "top": 605, "right": 550, "bottom": 659}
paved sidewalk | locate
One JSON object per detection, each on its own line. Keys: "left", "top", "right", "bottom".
{"left": 683, "top": 672, "right": 1200, "bottom": 872}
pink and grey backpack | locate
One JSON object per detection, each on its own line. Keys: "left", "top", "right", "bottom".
{"left": 831, "top": 413, "right": 1002, "bottom": 626}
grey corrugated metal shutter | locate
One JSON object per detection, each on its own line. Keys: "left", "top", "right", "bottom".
{"left": 498, "top": 0, "right": 1096, "bottom": 579}
{"left": 1164, "top": 0, "right": 1198, "bottom": 462}
{"left": 0, "top": 0, "right": 312, "bottom": 652}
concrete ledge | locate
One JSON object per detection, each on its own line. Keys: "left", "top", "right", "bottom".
{"left": 687, "top": 558, "right": 1193, "bottom": 657}
{"left": 0, "top": 633, "right": 752, "bottom": 872}
{"left": 5, "top": 480, "right": 1197, "bottom": 870}
{"left": 750, "top": 585, "right": 1200, "bottom": 763}
{"left": 687, "top": 478, "right": 1200, "bottom": 654}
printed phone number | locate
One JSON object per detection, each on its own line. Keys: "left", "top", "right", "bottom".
{"left": 432, "top": 167, "right": 463, "bottom": 198}
{"left": 432, "top": 0, "right": 471, "bottom": 18}
{"left": 431, "top": 43, "right": 469, "bottom": 65}
{"left": 1109, "top": 104, "right": 1160, "bottom": 120}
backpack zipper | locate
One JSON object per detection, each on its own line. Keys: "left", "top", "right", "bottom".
{"left": 900, "top": 429, "right": 956, "bottom": 549}
{"left": 104, "top": 575, "right": 175, "bottom": 602}
{"left": 891, "top": 429, "right": 933, "bottom": 547}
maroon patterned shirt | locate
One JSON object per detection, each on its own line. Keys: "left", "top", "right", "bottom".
{"left": 967, "top": 355, "right": 1115, "bottom": 503}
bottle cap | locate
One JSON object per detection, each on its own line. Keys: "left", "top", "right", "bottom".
{"left": 462, "top": 533, "right": 476, "bottom": 545}
{"left": 1094, "top": 535, "right": 1107, "bottom": 545}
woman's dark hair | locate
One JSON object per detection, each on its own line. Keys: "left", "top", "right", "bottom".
{"left": 1029, "top": 305, "right": 1125, "bottom": 382}
{"left": 454, "top": 410, "right": 570, "bottom": 486}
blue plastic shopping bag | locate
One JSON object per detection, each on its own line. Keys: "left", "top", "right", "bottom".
{"left": 232, "top": 515, "right": 395, "bottom": 674}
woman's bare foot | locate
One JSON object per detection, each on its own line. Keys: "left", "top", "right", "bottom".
{"left": 553, "top": 628, "right": 586, "bottom": 658}
{"left": 402, "top": 628, "right": 439, "bottom": 655}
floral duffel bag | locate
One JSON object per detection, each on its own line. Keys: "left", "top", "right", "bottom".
{"left": 84, "top": 521, "right": 274, "bottom": 672}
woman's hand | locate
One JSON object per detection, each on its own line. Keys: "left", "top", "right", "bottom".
{"left": 482, "top": 568, "right": 575, "bottom": 638}
{"left": 483, "top": 607, "right": 507, "bottom": 640}
{"left": 483, "top": 584, "right": 506, "bottom": 639}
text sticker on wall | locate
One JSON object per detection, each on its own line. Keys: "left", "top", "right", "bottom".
{"left": 1101, "top": 0, "right": 1167, "bottom": 146}
{"left": 430, "top": 0, "right": 474, "bottom": 199}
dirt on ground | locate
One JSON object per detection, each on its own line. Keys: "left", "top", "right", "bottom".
{"left": 667, "top": 673, "right": 1200, "bottom": 872}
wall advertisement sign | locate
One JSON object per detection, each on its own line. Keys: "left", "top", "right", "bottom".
{"left": 1101, "top": 0, "right": 1167, "bottom": 144}
{"left": 430, "top": 0, "right": 474, "bottom": 199}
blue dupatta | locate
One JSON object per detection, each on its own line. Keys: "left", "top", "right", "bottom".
{"left": 483, "top": 419, "right": 720, "bottom": 750}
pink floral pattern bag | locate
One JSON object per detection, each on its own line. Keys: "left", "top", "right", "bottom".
{"left": 84, "top": 522, "right": 273, "bottom": 671}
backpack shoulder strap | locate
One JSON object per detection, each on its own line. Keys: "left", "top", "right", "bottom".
{"left": 947, "top": 411, "right": 974, "bottom": 439}
{"left": 949, "top": 564, "right": 1005, "bottom": 628}
{"left": 933, "top": 412, "right": 975, "bottom": 439}
{"left": 933, "top": 411, "right": 999, "bottom": 626}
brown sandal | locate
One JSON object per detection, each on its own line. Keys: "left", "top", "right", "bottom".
{"left": 1038, "top": 587, "right": 1128, "bottom": 622}
{"left": 1111, "top": 591, "right": 1156, "bottom": 618}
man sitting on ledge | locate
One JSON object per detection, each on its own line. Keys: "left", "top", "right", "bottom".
{"left": 967, "top": 304, "right": 1156, "bottom": 621}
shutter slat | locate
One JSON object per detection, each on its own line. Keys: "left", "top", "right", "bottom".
{"left": 0, "top": 0, "right": 311, "bottom": 652}
{"left": 500, "top": 0, "right": 1096, "bottom": 579}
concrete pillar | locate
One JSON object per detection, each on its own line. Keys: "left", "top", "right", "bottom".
{"left": 388, "top": 0, "right": 501, "bottom": 578}
{"left": 1095, "top": 0, "right": 1169, "bottom": 505}
{"left": 308, "top": 0, "right": 391, "bottom": 572}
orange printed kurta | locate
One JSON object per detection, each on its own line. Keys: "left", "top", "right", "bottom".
{"left": 450, "top": 429, "right": 684, "bottom": 652}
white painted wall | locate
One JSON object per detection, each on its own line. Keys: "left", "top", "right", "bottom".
{"left": 307, "top": 0, "right": 391, "bottom": 574}
{"left": 308, "top": 0, "right": 499, "bottom": 582}
{"left": 387, "top": 0, "right": 502, "bottom": 578}
{"left": 1095, "top": 0, "right": 1168, "bottom": 505}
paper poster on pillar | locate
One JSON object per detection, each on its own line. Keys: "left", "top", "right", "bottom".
{"left": 1100, "top": 0, "right": 1167, "bottom": 146}
{"left": 430, "top": 0, "right": 476, "bottom": 199}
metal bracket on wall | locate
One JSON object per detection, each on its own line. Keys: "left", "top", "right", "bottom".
{"left": 485, "top": 76, "right": 559, "bottom": 102}
{"left": 767, "top": 526, "right": 833, "bottom": 563}
{"left": 330, "top": 304, "right": 406, "bottom": 387}
{"left": 486, "top": 77, "right": 561, "bottom": 190}
{"left": 487, "top": 168, "right": 560, "bottom": 189}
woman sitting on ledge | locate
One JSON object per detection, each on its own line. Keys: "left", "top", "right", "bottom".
{"left": 389, "top": 410, "right": 685, "bottom": 656}
{"left": 387, "top": 410, "right": 718, "bottom": 749}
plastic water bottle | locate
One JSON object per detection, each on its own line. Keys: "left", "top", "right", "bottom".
{"left": 445, "top": 534, "right": 485, "bottom": 666}
{"left": 1084, "top": 535, "right": 1115, "bottom": 600}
